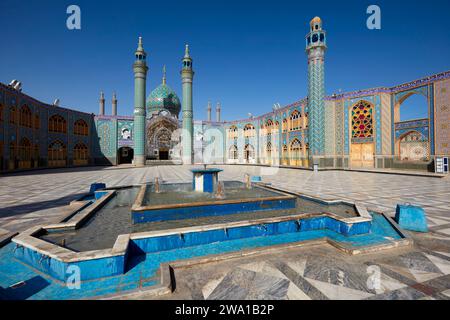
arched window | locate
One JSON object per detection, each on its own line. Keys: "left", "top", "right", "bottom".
{"left": 228, "top": 125, "right": 238, "bottom": 140}
{"left": 17, "top": 138, "right": 32, "bottom": 169}
{"left": 49, "top": 115, "right": 67, "bottom": 133}
{"left": 74, "top": 119, "right": 89, "bottom": 136}
{"left": 18, "top": 138, "right": 32, "bottom": 160}
{"left": 266, "top": 119, "right": 273, "bottom": 138}
{"left": 48, "top": 141, "right": 67, "bottom": 167}
{"left": 19, "top": 105, "right": 32, "bottom": 128}
{"left": 351, "top": 100, "right": 373, "bottom": 139}
{"left": 244, "top": 144, "right": 255, "bottom": 163}
{"left": 9, "top": 107, "right": 17, "bottom": 124}
{"left": 282, "top": 118, "right": 288, "bottom": 133}
{"left": 290, "top": 139, "right": 302, "bottom": 166}
{"left": 243, "top": 124, "right": 255, "bottom": 138}
{"left": 74, "top": 143, "right": 89, "bottom": 165}
{"left": 34, "top": 114, "right": 40, "bottom": 130}
{"left": 228, "top": 145, "right": 238, "bottom": 160}
{"left": 289, "top": 110, "right": 301, "bottom": 131}
{"left": 282, "top": 144, "right": 288, "bottom": 165}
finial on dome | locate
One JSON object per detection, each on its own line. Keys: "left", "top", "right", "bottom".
{"left": 136, "top": 36, "right": 145, "bottom": 53}
{"left": 162, "top": 65, "right": 166, "bottom": 85}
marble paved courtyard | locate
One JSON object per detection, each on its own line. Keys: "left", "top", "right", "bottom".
{"left": 1, "top": 165, "right": 450, "bottom": 300}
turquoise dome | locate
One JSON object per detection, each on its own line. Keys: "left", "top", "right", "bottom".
{"left": 146, "top": 83, "right": 181, "bottom": 117}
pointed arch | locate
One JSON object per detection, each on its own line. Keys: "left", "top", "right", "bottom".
{"left": 18, "top": 137, "right": 32, "bottom": 169}
{"left": 19, "top": 105, "right": 32, "bottom": 128}
{"left": 74, "top": 119, "right": 89, "bottom": 136}
{"left": 244, "top": 143, "right": 255, "bottom": 164}
{"left": 289, "top": 110, "right": 301, "bottom": 131}
{"left": 351, "top": 100, "right": 374, "bottom": 140}
{"left": 243, "top": 124, "right": 255, "bottom": 138}
{"left": 281, "top": 144, "right": 288, "bottom": 165}
{"left": 74, "top": 143, "right": 89, "bottom": 165}
{"left": 228, "top": 125, "right": 238, "bottom": 140}
{"left": 398, "top": 130, "right": 429, "bottom": 161}
{"left": 49, "top": 114, "right": 67, "bottom": 133}
{"left": 228, "top": 144, "right": 238, "bottom": 161}
{"left": 48, "top": 140, "right": 67, "bottom": 167}
{"left": 289, "top": 138, "right": 302, "bottom": 166}
{"left": 282, "top": 118, "right": 288, "bottom": 133}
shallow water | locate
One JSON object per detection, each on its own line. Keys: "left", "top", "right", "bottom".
{"left": 143, "top": 181, "right": 283, "bottom": 206}
{"left": 40, "top": 183, "right": 357, "bottom": 252}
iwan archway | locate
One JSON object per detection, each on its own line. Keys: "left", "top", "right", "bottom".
{"left": 350, "top": 100, "right": 375, "bottom": 168}
{"left": 393, "top": 88, "right": 430, "bottom": 163}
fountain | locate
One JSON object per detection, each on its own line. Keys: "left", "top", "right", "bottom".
{"left": 130, "top": 167, "right": 297, "bottom": 224}
{"left": 190, "top": 166, "right": 223, "bottom": 193}
{"left": 7, "top": 166, "right": 410, "bottom": 295}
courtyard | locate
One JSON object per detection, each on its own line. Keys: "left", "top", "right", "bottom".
{"left": 1, "top": 165, "right": 449, "bottom": 300}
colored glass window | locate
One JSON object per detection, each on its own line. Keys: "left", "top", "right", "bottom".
{"left": 351, "top": 101, "right": 373, "bottom": 139}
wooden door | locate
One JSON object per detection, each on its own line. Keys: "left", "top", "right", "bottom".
{"left": 351, "top": 143, "right": 374, "bottom": 168}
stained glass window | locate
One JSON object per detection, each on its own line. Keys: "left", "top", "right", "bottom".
{"left": 351, "top": 101, "right": 373, "bottom": 139}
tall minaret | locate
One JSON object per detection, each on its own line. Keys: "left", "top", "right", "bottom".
{"left": 306, "top": 17, "right": 326, "bottom": 161}
{"left": 216, "top": 102, "right": 221, "bottom": 122}
{"left": 133, "top": 37, "right": 148, "bottom": 166}
{"left": 162, "top": 65, "right": 167, "bottom": 85}
{"left": 112, "top": 92, "right": 117, "bottom": 116}
{"left": 99, "top": 91, "right": 105, "bottom": 115}
{"left": 207, "top": 101, "right": 212, "bottom": 121}
{"left": 181, "top": 44, "right": 194, "bottom": 164}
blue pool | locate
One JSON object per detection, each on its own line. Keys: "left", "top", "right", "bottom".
{"left": 0, "top": 212, "right": 407, "bottom": 300}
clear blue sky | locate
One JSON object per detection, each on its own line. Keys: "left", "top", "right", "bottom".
{"left": 1, "top": 0, "right": 449, "bottom": 121}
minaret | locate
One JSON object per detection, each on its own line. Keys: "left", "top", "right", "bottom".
{"left": 306, "top": 16, "right": 327, "bottom": 162}
{"left": 181, "top": 44, "right": 194, "bottom": 164}
{"left": 216, "top": 102, "right": 221, "bottom": 122}
{"left": 112, "top": 92, "right": 117, "bottom": 116}
{"left": 162, "top": 65, "right": 167, "bottom": 85}
{"left": 133, "top": 37, "right": 148, "bottom": 166}
{"left": 207, "top": 101, "right": 212, "bottom": 121}
{"left": 99, "top": 91, "right": 105, "bottom": 115}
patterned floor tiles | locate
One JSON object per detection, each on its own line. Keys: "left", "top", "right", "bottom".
{"left": 1, "top": 165, "right": 449, "bottom": 299}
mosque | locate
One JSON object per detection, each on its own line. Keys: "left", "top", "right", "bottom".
{"left": 0, "top": 17, "right": 449, "bottom": 173}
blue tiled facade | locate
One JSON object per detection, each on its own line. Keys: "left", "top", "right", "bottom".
{"left": 1, "top": 17, "right": 449, "bottom": 173}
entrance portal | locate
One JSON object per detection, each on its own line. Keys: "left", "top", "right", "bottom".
{"left": 351, "top": 143, "right": 374, "bottom": 168}
{"left": 118, "top": 147, "right": 133, "bottom": 164}
{"left": 159, "top": 149, "right": 169, "bottom": 160}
